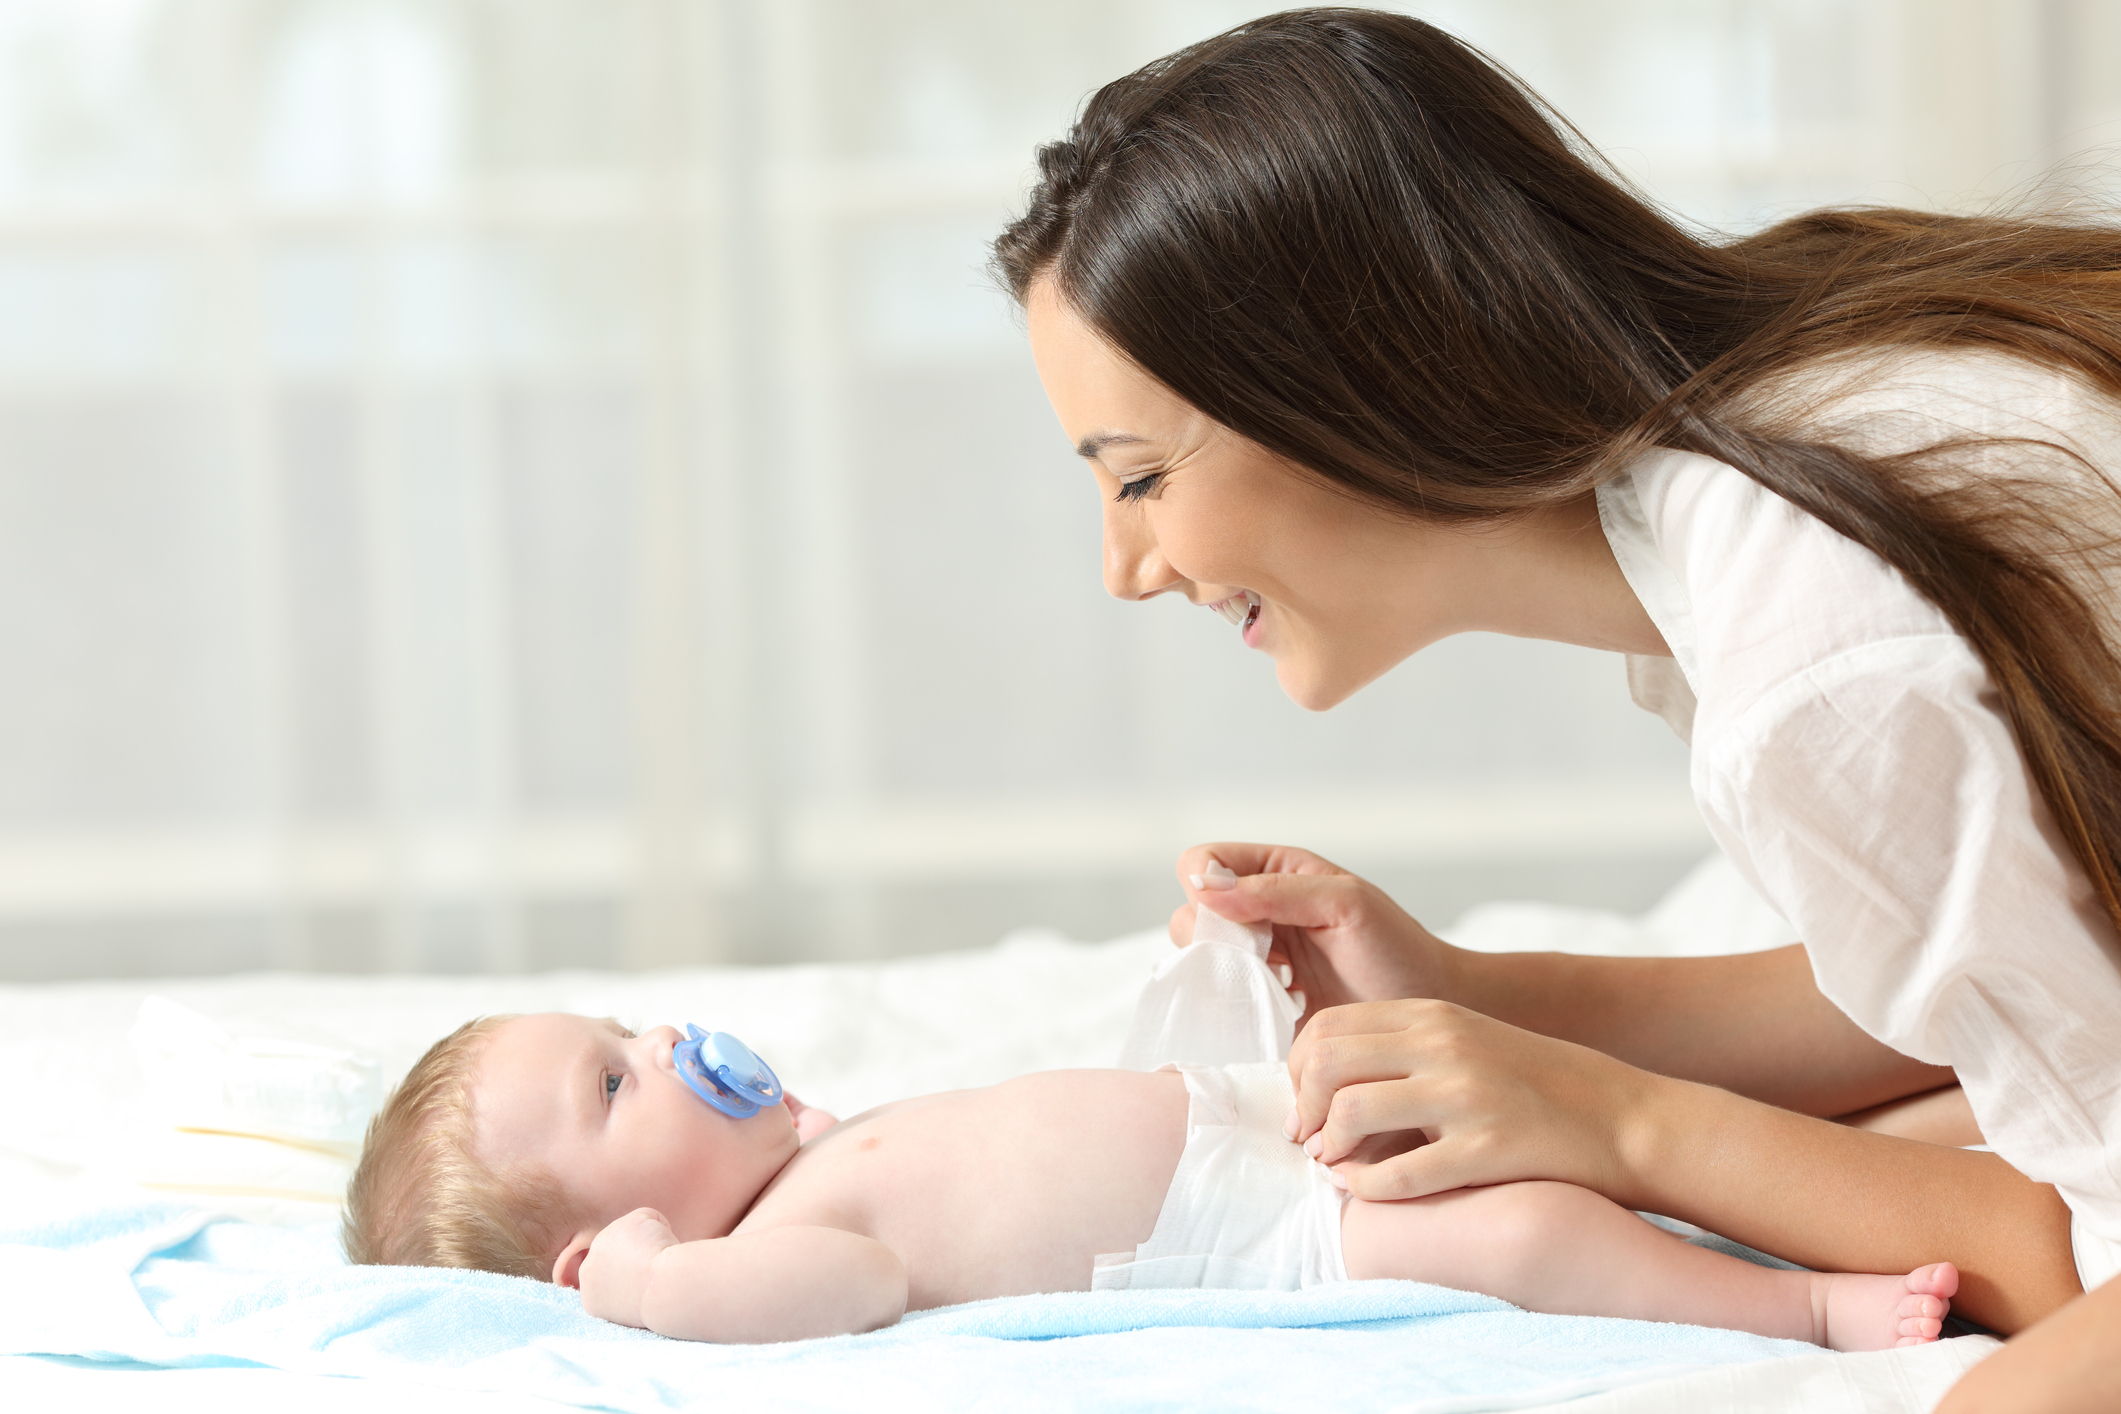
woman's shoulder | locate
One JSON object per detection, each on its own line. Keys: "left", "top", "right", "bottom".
{"left": 1606, "top": 441, "right": 1962, "bottom": 732}
{"left": 1736, "top": 345, "right": 2121, "bottom": 466}
{"left": 1615, "top": 344, "right": 2121, "bottom": 659}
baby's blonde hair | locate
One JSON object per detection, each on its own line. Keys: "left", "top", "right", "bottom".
{"left": 342, "top": 1015, "right": 572, "bottom": 1280}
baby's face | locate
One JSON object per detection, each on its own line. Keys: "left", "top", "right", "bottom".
{"left": 471, "top": 1013, "right": 800, "bottom": 1267}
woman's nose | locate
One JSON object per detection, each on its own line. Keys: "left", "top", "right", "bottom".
{"left": 1103, "top": 503, "right": 1184, "bottom": 602}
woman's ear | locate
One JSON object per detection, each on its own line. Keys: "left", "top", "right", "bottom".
{"left": 552, "top": 1229, "right": 597, "bottom": 1289}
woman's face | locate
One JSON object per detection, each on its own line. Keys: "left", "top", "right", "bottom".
{"left": 1025, "top": 280, "right": 1515, "bottom": 710}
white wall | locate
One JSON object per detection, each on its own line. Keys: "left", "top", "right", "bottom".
{"left": 0, "top": 0, "right": 2114, "bottom": 977}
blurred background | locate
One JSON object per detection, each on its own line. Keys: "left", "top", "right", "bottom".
{"left": 0, "top": 0, "right": 2115, "bottom": 979}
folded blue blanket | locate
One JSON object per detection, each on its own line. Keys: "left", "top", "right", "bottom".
{"left": 1, "top": 1203, "right": 1818, "bottom": 1413}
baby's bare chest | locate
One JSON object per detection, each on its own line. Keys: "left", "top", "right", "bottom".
{"left": 739, "top": 1069, "right": 1189, "bottom": 1307}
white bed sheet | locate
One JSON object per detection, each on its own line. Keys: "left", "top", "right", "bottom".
{"left": 1, "top": 854, "right": 1996, "bottom": 1413}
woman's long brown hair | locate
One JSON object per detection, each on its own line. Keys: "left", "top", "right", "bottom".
{"left": 993, "top": 8, "right": 2121, "bottom": 939}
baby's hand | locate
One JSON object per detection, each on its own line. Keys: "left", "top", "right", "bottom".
{"left": 786, "top": 1091, "right": 839, "bottom": 1142}
{"left": 578, "top": 1207, "right": 681, "bottom": 1329}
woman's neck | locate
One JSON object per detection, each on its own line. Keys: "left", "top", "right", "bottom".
{"left": 1464, "top": 492, "right": 1671, "bottom": 657}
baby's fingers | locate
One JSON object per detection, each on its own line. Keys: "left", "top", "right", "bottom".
{"left": 606, "top": 1206, "right": 677, "bottom": 1252}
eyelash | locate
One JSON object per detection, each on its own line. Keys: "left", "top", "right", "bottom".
{"left": 1113, "top": 473, "right": 1163, "bottom": 504}
{"left": 601, "top": 1024, "right": 637, "bottom": 1105}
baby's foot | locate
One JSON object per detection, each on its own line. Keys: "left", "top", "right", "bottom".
{"left": 1819, "top": 1262, "right": 1959, "bottom": 1351}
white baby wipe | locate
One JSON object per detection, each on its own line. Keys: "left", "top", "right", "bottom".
{"left": 1118, "top": 874, "right": 1300, "bottom": 1070}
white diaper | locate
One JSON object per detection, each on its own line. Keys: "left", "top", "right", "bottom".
{"left": 2073, "top": 1214, "right": 2121, "bottom": 1291}
{"left": 1091, "top": 1060, "right": 1350, "bottom": 1291}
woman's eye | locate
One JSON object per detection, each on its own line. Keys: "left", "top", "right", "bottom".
{"left": 1113, "top": 472, "right": 1163, "bottom": 504}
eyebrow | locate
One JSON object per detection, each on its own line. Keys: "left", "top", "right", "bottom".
{"left": 1074, "top": 431, "right": 1149, "bottom": 459}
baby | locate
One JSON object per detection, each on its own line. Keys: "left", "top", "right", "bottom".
{"left": 344, "top": 1011, "right": 1960, "bottom": 1349}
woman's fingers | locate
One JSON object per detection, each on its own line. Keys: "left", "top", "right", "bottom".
{"left": 1332, "top": 1143, "right": 1484, "bottom": 1202}
{"left": 1287, "top": 1002, "right": 1443, "bottom": 1142}
{"left": 1289, "top": 998, "right": 1652, "bottom": 1201}
{"left": 1180, "top": 867, "right": 1371, "bottom": 930}
{"left": 1174, "top": 841, "right": 1352, "bottom": 886}
{"left": 1332, "top": 1125, "right": 1430, "bottom": 1170}
{"left": 1167, "top": 840, "right": 1455, "bottom": 1012}
{"left": 1308, "top": 1076, "right": 1444, "bottom": 1165}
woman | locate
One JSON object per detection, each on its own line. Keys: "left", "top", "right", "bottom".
{"left": 991, "top": 9, "right": 2121, "bottom": 1410}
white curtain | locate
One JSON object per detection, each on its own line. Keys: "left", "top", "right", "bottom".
{"left": 0, "top": 0, "right": 2114, "bottom": 978}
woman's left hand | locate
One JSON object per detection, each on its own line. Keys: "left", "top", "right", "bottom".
{"left": 1287, "top": 998, "right": 1663, "bottom": 1204}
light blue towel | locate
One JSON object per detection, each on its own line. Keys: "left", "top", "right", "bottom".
{"left": 1, "top": 1203, "right": 1819, "bottom": 1413}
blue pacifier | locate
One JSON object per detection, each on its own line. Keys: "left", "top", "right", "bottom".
{"left": 672, "top": 1024, "right": 783, "bottom": 1119}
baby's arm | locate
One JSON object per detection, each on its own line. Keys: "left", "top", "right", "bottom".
{"left": 575, "top": 1207, "right": 907, "bottom": 1343}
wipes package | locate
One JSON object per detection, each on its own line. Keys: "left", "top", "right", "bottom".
{"left": 119, "top": 997, "right": 383, "bottom": 1210}
{"left": 128, "top": 996, "right": 382, "bottom": 1144}
{"left": 1117, "top": 900, "right": 1300, "bottom": 1070}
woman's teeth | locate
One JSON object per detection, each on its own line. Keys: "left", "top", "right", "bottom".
{"left": 1213, "top": 591, "right": 1262, "bottom": 628}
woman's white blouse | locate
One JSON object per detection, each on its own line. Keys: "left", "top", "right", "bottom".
{"left": 1597, "top": 350, "right": 2121, "bottom": 1240}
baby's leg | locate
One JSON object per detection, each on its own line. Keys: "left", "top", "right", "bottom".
{"left": 1339, "top": 1180, "right": 1957, "bottom": 1351}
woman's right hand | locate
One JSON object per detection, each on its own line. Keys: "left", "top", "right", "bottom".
{"left": 1170, "top": 842, "right": 1461, "bottom": 1025}
{"left": 1285, "top": 997, "right": 1657, "bottom": 1203}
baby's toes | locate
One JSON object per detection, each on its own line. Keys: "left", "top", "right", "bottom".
{"left": 1906, "top": 1262, "right": 1960, "bottom": 1300}
{"left": 1894, "top": 1297, "right": 1946, "bottom": 1345}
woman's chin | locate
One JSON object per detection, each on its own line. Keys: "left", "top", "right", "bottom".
{"left": 1274, "top": 655, "right": 1364, "bottom": 713}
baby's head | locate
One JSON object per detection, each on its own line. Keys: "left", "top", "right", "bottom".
{"left": 343, "top": 1013, "right": 800, "bottom": 1286}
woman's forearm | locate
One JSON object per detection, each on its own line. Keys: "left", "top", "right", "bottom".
{"left": 1612, "top": 1071, "right": 2079, "bottom": 1333}
{"left": 1442, "top": 943, "right": 1953, "bottom": 1115}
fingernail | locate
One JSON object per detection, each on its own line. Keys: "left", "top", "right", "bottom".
{"left": 1187, "top": 874, "right": 1205, "bottom": 889}
{"left": 1276, "top": 963, "right": 1293, "bottom": 987}
{"left": 1289, "top": 989, "right": 1307, "bottom": 1013}
{"left": 1283, "top": 1105, "right": 1299, "bottom": 1140}
{"left": 1325, "top": 1167, "right": 1348, "bottom": 1191}
{"left": 1303, "top": 1132, "right": 1322, "bottom": 1158}
{"left": 1202, "top": 861, "right": 1237, "bottom": 889}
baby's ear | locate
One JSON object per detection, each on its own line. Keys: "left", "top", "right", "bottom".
{"left": 552, "top": 1229, "right": 596, "bottom": 1289}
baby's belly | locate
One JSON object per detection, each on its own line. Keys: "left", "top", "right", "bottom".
{"left": 754, "top": 1068, "right": 1190, "bottom": 1309}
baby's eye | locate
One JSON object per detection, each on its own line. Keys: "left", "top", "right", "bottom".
{"left": 605, "top": 1072, "right": 622, "bottom": 1099}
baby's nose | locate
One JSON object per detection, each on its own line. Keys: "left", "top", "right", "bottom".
{"left": 639, "top": 1024, "right": 683, "bottom": 1064}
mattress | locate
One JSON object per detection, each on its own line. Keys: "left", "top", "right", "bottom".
{"left": 0, "top": 855, "right": 1996, "bottom": 1412}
